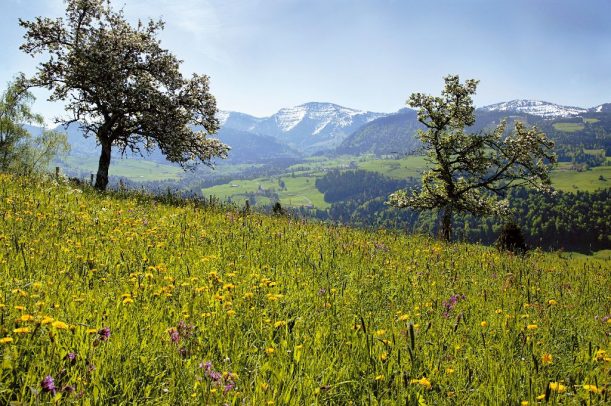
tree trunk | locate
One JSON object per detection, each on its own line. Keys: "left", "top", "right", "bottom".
{"left": 94, "top": 140, "right": 112, "bottom": 191}
{"left": 440, "top": 206, "right": 453, "bottom": 242}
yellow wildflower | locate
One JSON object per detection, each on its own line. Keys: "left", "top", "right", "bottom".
{"left": 17, "top": 314, "right": 34, "bottom": 322}
{"left": 0, "top": 337, "right": 13, "bottom": 344}
{"left": 593, "top": 349, "right": 607, "bottom": 361}
{"left": 40, "top": 316, "right": 54, "bottom": 324}
{"left": 521, "top": 401, "right": 529, "bottom": 406}
{"left": 265, "top": 347, "right": 275, "bottom": 355}
{"left": 274, "top": 321, "right": 287, "bottom": 328}
{"left": 375, "top": 375, "right": 385, "bottom": 381}
{"left": 541, "top": 353, "right": 553, "bottom": 365}
{"left": 52, "top": 321, "right": 69, "bottom": 330}
{"left": 379, "top": 352, "right": 388, "bottom": 361}
{"left": 13, "top": 327, "right": 31, "bottom": 334}
{"left": 549, "top": 382, "right": 566, "bottom": 393}
{"left": 526, "top": 324, "right": 538, "bottom": 330}
{"left": 14, "top": 305, "right": 26, "bottom": 311}
{"left": 582, "top": 384, "right": 601, "bottom": 394}
{"left": 480, "top": 321, "right": 488, "bottom": 328}
{"left": 536, "top": 394, "right": 545, "bottom": 400}
{"left": 410, "top": 377, "right": 432, "bottom": 389}
{"left": 122, "top": 297, "right": 134, "bottom": 304}
{"left": 547, "top": 299, "right": 557, "bottom": 305}
{"left": 374, "top": 329, "right": 385, "bottom": 337}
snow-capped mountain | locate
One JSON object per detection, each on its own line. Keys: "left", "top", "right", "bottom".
{"left": 589, "top": 103, "right": 611, "bottom": 113}
{"left": 479, "top": 100, "right": 587, "bottom": 118}
{"left": 220, "top": 102, "right": 385, "bottom": 153}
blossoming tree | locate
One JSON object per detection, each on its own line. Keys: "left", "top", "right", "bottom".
{"left": 388, "top": 75, "right": 556, "bottom": 241}
{"left": 19, "top": 0, "right": 229, "bottom": 190}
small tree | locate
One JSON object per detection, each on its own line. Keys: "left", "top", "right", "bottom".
{"left": 388, "top": 75, "right": 556, "bottom": 241}
{"left": 0, "top": 77, "right": 69, "bottom": 175}
{"left": 20, "top": 0, "right": 229, "bottom": 190}
{"left": 495, "top": 222, "right": 527, "bottom": 254}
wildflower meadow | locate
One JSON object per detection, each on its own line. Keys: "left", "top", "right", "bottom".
{"left": 0, "top": 174, "right": 608, "bottom": 404}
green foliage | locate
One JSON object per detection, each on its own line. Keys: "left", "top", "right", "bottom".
{"left": 389, "top": 75, "right": 556, "bottom": 241}
{"left": 20, "top": 0, "right": 228, "bottom": 190}
{"left": 0, "top": 174, "right": 609, "bottom": 403}
{"left": 0, "top": 78, "right": 69, "bottom": 175}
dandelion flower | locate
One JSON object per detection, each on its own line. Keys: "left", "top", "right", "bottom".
{"left": 582, "top": 384, "right": 601, "bottom": 394}
{"left": 52, "top": 321, "right": 69, "bottom": 330}
{"left": 265, "top": 347, "right": 275, "bottom": 355}
{"left": 593, "top": 349, "right": 607, "bottom": 361}
{"left": 122, "top": 297, "right": 134, "bottom": 304}
{"left": 13, "top": 327, "right": 31, "bottom": 334}
{"left": 547, "top": 299, "right": 557, "bottom": 305}
{"left": 410, "top": 377, "right": 432, "bottom": 389}
{"left": 40, "top": 316, "right": 54, "bottom": 325}
{"left": 541, "top": 353, "right": 553, "bottom": 365}
{"left": 526, "top": 324, "right": 538, "bottom": 330}
{"left": 549, "top": 382, "right": 567, "bottom": 393}
{"left": 0, "top": 337, "right": 13, "bottom": 344}
{"left": 480, "top": 321, "right": 488, "bottom": 328}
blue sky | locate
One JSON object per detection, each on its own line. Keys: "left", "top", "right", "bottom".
{"left": 1, "top": 0, "right": 610, "bottom": 121}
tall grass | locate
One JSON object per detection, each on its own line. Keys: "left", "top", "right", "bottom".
{"left": 0, "top": 173, "right": 608, "bottom": 404}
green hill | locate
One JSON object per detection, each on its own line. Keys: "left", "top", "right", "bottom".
{"left": 0, "top": 174, "right": 608, "bottom": 404}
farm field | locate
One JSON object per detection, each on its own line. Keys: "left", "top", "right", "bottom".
{"left": 202, "top": 155, "right": 610, "bottom": 209}
{"left": 0, "top": 174, "right": 609, "bottom": 404}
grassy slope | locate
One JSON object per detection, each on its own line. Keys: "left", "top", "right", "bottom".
{"left": 0, "top": 174, "right": 609, "bottom": 404}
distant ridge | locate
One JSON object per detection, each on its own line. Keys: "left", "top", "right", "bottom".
{"left": 478, "top": 99, "right": 587, "bottom": 118}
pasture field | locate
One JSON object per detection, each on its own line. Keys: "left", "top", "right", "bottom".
{"left": 551, "top": 164, "right": 611, "bottom": 193}
{"left": 58, "top": 156, "right": 184, "bottom": 182}
{"left": 0, "top": 174, "right": 609, "bottom": 404}
{"left": 552, "top": 123, "right": 586, "bottom": 133}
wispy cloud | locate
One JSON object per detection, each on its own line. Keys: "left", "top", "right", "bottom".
{"left": 113, "top": 0, "right": 230, "bottom": 64}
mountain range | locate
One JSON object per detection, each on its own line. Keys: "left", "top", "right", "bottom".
{"left": 30, "top": 99, "right": 611, "bottom": 167}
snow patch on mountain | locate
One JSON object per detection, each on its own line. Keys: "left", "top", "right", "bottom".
{"left": 479, "top": 100, "right": 587, "bottom": 118}
{"left": 274, "top": 106, "right": 308, "bottom": 132}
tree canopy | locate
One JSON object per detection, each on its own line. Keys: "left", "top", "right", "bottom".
{"left": 20, "top": 0, "right": 229, "bottom": 190}
{"left": 0, "top": 76, "right": 69, "bottom": 176}
{"left": 388, "top": 75, "right": 556, "bottom": 241}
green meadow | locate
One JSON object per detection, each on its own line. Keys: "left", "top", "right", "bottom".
{"left": 0, "top": 175, "right": 611, "bottom": 405}
{"left": 0, "top": 174, "right": 609, "bottom": 404}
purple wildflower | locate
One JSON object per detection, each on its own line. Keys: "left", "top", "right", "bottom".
{"left": 98, "top": 327, "right": 111, "bottom": 341}
{"left": 442, "top": 294, "right": 465, "bottom": 318}
{"left": 176, "top": 320, "right": 194, "bottom": 339}
{"left": 65, "top": 352, "right": 77, "bottom": 364}
{"left": 169, "top": 328, "right": 180, "bottom": 344}
{"left": 223, "top": 381, "right": 235, "bottom": 394}
{"left": 41, "top": 375, "right": 56, "bottom": 395}
{"left": 200, "top": 361, "right": 213, "bottom": 371}
{"left": 62, "top": 385, "right": 75, "bottom": 393}
{"left": 207, "top": 370, "right": 222, "bottom": 383}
